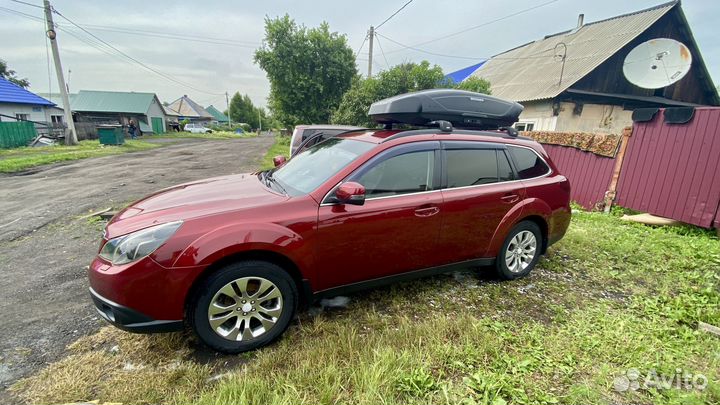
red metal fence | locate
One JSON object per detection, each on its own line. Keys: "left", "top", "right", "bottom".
{"left": 537, "top": 107, "right": 720, "bottom": 229}
{"left": 543, "top": 144, "right": 615, "bottom": 209}
{"left": 616, "top": 108, "right": 720, "bottom": 228}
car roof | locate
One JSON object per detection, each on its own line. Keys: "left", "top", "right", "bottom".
{"left": 337, "top": 128, "right": 542, "bottom": 149}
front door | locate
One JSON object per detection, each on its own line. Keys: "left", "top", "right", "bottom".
{"left": 151, "top": 117, "right": 164, "bottom": 134}
{"left": 315, "top": 142, "right": 443, "bottom": 291}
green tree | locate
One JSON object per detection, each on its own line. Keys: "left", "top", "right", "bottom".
{"left": 229, "top": 92, "right": 263, "bottom": 129}
{"left": 254, "top": 15, "right": 356, "bottom": 126}
{"left": 453, "top": 76, "right": 492, "bottom": 94}
{"left": 332, "top": 62, "right": 492, "bottom": 127}
{"left": 0, "top": 59, "right": 30, "bottom": 88}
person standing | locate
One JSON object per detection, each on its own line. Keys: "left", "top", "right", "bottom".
{"left": 128, "top": 119, "right": 137, "bottom": 140}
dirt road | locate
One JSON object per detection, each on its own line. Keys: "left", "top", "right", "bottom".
{"left": 0, "top": 135, "right": 274, "bottom": 398}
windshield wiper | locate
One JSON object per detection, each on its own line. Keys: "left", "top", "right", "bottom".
{"left": 265, "top": 171, "right": 287, "bottom": 195}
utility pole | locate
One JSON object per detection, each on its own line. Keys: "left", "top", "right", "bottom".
{"left": 44, "top": 0, "right": 77, "bottom": 145}
{"left": 225, "top": 91, "right": 231, "bottom": 126}
{"left": 258, "top": 110, "right": 262, "bottom": 133}
{"left": 367, "top": 26, "right": 374, "bottom": 77}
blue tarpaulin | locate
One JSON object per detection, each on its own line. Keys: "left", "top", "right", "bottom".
{"left": 444, "top": 61, "right": 486, "bottom": 84}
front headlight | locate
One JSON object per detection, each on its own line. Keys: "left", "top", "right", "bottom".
{"left": 99, "top": 221, "right": 182, "bottom": 265}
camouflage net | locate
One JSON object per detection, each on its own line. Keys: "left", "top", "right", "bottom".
{"left": 520, "top": 131, "right": 622, "bottom": 158}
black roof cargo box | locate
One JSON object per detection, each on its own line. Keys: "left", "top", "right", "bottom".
{"left": 368, "top": 89, "right": 523, "bottom": 129}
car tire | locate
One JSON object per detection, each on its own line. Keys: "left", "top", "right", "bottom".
{"left": 189, "top": 260, "right": 297, "bottom": 353}
{"left": 495, "top": 221, "right": 542, "bottom": 280}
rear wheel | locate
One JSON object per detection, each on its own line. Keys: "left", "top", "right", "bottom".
{"left": 189, "top": 260, "right": 297, "bottom": 353}
{"left": 495, "top": 221, "right": 542, "bottom": 280}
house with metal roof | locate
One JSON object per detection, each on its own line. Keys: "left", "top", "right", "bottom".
{"left": 463, "top": 0, "right": 718, "bottom": 133}
{"left": 166, "top": 95, "right": 213, "bottom": 123}
{"left": 71, "top": 90, "right": 169, "bottom": 134}
{"left": 0, "top": 77, "right": 64, "bottom": 126}
{"left": 205, "top": 105, "right": 229, "bottom": 124}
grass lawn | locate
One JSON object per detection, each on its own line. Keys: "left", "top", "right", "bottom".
{"left": 10, "top": 208, "right": 719, "bottom": 405}
{"left": 0, "top": 140, "right": 160, "bottom": 173}
{"left": 260, "top": 135, "right": 291, "bottom": 170}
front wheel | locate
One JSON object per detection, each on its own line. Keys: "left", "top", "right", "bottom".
{"left": 495, "top": 221, "right": 542, "bottom": 280}
{"left": 189, "top": 260, "right": 297, "bottom": 353}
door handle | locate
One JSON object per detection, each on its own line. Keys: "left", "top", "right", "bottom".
{"left": 501, "top": 194, "right": 519, "bottom": 203}
{"left": 414, "top": 206, "right": 440, "bottom": 217}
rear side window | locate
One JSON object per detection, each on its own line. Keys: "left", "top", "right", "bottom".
{"left": 507, "top": 146, "right": 550, "bottom": 179}
{"left": 446, "top": 149, "right": 498, "bottom": 188}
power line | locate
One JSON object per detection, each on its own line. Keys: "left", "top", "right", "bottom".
{"left": 374, "top": 33, "right": 390, "bottom": 69}
{"left": 50, "top": 7, "right": 224, "bottom": 96}
{"left": 383, "top": 0, "right": 560, "bottom": 55}
{"left": 377, "top": 32, "right": 555, "bottom": 61}
{"left": 355, "top": 33, "right": 368, "bottom": 58}
{"left": 8, "top": 0, "right": 42, "bottom": 9}
{"left": 59, "top": 24, "right": 260, "bottom": 48}
{"left": 376, "top": 0, "right": 414, "bottom": 30}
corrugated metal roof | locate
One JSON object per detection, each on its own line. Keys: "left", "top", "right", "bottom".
{"left": 206, "top": 105, "right": 229, "bottom": 122}
{"left": 71, "top": 90, "right": 156, "bottom": 113}
{"left": 37, "top": 92, "right": 76, "bottom": 107}
{"left": 166, "top": 95, "right": 212, "bottom": 118}
{"left": 0, "top": 78, "right": 55, "bottom": 106}
{"left": 470, "top": 1, "right": 677, "bottom": 102}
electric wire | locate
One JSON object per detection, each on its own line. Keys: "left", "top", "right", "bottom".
{"left": 382, "top": 0, "right": 560, "bottom": 55}
{"left": 375, "top": 0, "right": 414, "bottom": 30}
{"left": 374, "top": 33, "right": 390, "bottom": 69}
{"left": 50, "top": 7, "right": 224, "bottom": 95}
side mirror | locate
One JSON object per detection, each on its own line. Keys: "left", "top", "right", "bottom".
{"left": 273, "top": 155, "right": 287, "bottom": 167}
{"left": 335, "top": 182, "right": 366, "bottom": 205}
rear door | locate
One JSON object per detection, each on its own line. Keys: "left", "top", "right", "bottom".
{"left": 437, "top": 141, "right": 525, "bottom": 262}
{"left": 315, "top": 141, "right": 443, "bottom": 290}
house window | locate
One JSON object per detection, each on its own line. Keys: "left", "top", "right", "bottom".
{"left": 15, "top": 113, "right": 30, "bottom": 121}
{"left": 514, "top": 122, "right": 535, "bottom": 131}
{"left": 51, "top": 115, "right": 64, "bottom": 124}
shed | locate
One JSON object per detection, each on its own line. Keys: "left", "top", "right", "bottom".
{"left": 71, "top": 90, "right": 168, "bottom": 134}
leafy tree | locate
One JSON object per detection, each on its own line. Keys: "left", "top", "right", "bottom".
{"left": 332, "top": 61, "right": 492, "bottom": 127}
{"left": 453, "top": 76, "right": 492, "bottom": 94}
{"left": 229, "top": 92, "right": 263, "bottom": 129}
{"left": 0, "top": 59, "right": 30, "bottom": 88}
{"left": 254, "top": 15, "right": 355, "bottom": 126}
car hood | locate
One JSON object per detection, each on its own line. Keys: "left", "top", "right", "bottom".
{"left": 105, "top": 173, "right": 288, "bottom": 238}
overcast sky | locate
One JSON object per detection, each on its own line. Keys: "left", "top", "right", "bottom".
{"left": 1, "top": 0, "right": 717, "bottom": 109}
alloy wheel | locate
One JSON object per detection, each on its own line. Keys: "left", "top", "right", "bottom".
{"left": 207, "top": 276, "right": 283, "bottom": 341}
{"left": 505, "top": 230, "right": 537, "bottom": 273}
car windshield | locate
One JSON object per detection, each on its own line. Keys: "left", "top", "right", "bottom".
{"left": 271, "top": 138, "right": 373, "bottom": 196}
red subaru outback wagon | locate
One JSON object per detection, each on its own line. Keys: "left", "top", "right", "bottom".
{"left": 88, "top": 90, "right": 571, "bottom": 353}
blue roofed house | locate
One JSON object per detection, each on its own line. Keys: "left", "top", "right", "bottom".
{"left": 0, "top": 77, "right": 65, "bottom": 130}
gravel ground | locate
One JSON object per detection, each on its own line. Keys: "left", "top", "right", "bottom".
{"left": 0, "top": 135, "right": 274, "bottom": 402}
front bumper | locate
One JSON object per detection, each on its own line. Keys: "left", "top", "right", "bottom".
{"left": 90, "top": 287, "right": 183, "bottom": 333}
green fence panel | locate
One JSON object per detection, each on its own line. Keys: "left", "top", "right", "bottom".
{"left": 0, "top": 122, "right": 38, "bottom": 149}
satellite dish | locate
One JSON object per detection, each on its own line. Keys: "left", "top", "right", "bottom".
{"left": 623, "top": 38, "right": 692, "bottom": 89}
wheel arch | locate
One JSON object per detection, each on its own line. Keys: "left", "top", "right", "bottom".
{"left": 519, "top": 215, "right": 549, "bottom": 254}
{"left": 184, "top": 249, "right": 311, "bottom": 316}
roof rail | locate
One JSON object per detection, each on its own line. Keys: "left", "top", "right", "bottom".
{"left": 381, "top": 126, "right": 528, "bottom": 143}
